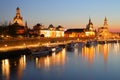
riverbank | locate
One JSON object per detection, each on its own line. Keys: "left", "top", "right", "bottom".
{"left": 0, "top": 37, "right": 81, "bottom": 52}
{"left": 1, "top": 37, "right": 120, "bottom": 53}
{"left": 0, "top": 48, "right": 31, "bottom": 59}
{"left": 0, "top": 37, "right": 120, "bottom": 59}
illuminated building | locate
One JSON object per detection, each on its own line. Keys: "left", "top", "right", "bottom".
{"left": 32, "top": 24, "right": 64, "bottom": 37}
{"left": 85, "top": 18, "right": 96, "bottom": 37}
{"left": 13, "top": 7, "right": 24, "bottom": 26}
{"left": 97, "top": 17, "right": 111, "bottom": 39}
{"left": 64, "top": 28, "right": 85, "bottom": 37}
{"left": 8, "top": 7, "right": 28, "bottom": 36}
{"left": 33, "top": 23, "right": 45, "bottom": 36}
{"left": 64, "top": 18, "right": 96, "bottom": 38}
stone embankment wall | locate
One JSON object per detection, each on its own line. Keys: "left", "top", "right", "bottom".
{"left": 0, "top": 37, "right": 79, "bottom": 52}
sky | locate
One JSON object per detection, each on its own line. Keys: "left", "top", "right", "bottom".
{"left": 0, "top": 0, "right": 120, "bottom": 32}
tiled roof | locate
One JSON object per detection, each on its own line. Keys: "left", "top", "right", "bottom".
{"left": 65, "top": 28, "right": 85, "bottom": 33}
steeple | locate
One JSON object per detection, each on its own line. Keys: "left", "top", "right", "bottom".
{"left": 104, "top": 17, "right": 108, "bottom": 28}
{"left": 16, "top": 7, "right": 20, "bottom": 14}
{"left": 86, "top": 17, "right": 93, "bottom": 31}
{"left": 25, "top": 21, "right": 27, "bottom": 27}
{"left": 89, "top": 17, "right": 92, "bottom": 24}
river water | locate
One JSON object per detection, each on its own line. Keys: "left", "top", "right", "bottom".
{"left": 0, "top": 43, "right": 120, "bottom": 80}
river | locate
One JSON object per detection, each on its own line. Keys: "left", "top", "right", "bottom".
{"left": 0, "top": 43, "right": 120, "bottom": 80}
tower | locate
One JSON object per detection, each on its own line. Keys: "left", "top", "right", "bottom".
{"left": 13, "top": 7, "right": 24, "bottom": 26}
{"left": 104, "top": 17, "right": 108, "bottom": 28}
{"left": 86, "top": 17, "right": 94, "bottom": 31}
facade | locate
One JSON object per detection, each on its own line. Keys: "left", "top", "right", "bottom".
{"left": 97, "top": 17, "right": 111, "bottom": 39}
{"left": 13, "top": 7, "right": 24, "bottom": 26}
{"left": 9, "top": 7, "right": 28, "bottom": 36}
{"left": 64, "top": 29, "right": 85, "bottom": 37}
{"left": 32, "top": 24, "right": 64, "bottom": 37}
{"left": 64, "top": 18, "right": 96, "bottom": 38}
{"left": 85, "top": 18, "right": 96, "bottom": 37}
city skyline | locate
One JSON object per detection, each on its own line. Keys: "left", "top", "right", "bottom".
{"left": 0, "top": 0, "right": 120, "bottom": 32}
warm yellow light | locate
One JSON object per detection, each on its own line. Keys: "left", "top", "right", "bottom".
{"left": 2, "top": 59, "right": 10, "bottom": 80}
{"left": 4, "top": 44, "right": 7, "bottom": 47}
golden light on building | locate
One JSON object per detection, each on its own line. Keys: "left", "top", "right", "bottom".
{"left": 97, "top": 17, "right": 115, "bottom": 39}
{"left": 64, "top": 29, "right": 85, "bottom": 38}
{"left": 13, "top": 7, "right": 24, "bottom": 26}
{"left": 32, "top": 24, "right": 64, "bottom": 38}
{"left": 64, "top": 18, "right": 96, "bottom": 38}
{"left": 40, "top": 30, "right": 64, "bottom": 37}
{"left": 85, "top": 31, "right": 95, "bottom": 36}
{"left": 85, "top": 18, "right": 96, "bottom": 37}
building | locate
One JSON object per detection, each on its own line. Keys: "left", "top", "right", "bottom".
{"left": 13, "top": 7, "right": 24, "bottom": 26}
{"left": 85, "top": 18, "right": 96, "bottom": 37}
{"left": 32, "top": 24, "right": 64, "bottom": 37}
{"left": 64, "top": 29, "right": 85, "bottom": 37}
{"left": 97, "top": 17, "right": 111, "bottom": 39}
{"left": 64, "top": 18, "right": 96, "bottom": 38}
{"left": 8, "top": 7, "right": 28, "bottom": 36}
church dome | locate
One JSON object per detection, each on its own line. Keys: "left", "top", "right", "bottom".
{"left": 13, "top": 7, "right": 24, "bottom": 26}
{"left": 86, "top": 18, "right": 94, "bottom": 31}
{"left": 48, "top": 24, "right": 55, "bottom": 30}
{"left": 56, "top": 25, "right": 64, "bottom": 30}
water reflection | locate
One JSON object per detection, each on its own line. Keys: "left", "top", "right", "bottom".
{"left": 74, "top": 47, "right": 79, "bottom": 56}
{"left": 97, "top": 44, "right": 108, "bottom": 64}
{"left": 35, "top": 48, "right": 66, "bottom": 69}
{"left": 113, "top": 43, "right": 119, "bottom": 55}
{"left": 1, "top": 43, "right": 120, "bottom": 80}
{"left": 1, "top": 55, "right": 26, "bottom": 80}
{"left": 2, "top": 59, "right": 10, "bottom": 80}
{"left": 17, "top": 55, "right": 26, "bottom": 80}
{"left": 80, "top": 43, "right": 120, "bottom": 65}
{"left": 82, "top": 46, "right": 95, "bottom": 64}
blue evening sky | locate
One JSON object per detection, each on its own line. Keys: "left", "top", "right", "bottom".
{"left": 0, "top": 0, "right": 120, "bottom": 32}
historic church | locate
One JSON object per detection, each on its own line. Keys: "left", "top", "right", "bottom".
{"left": 9, "top": 7, "right": 28, "bottom": 36}
{"left": 13, "top": 7, "right": 24, "bottom": 26}
{"left": 97, "top": 17, "right": 110, "bottom": 39}
{"left": 85, "top": 18, "right": 96, "bottom": 36}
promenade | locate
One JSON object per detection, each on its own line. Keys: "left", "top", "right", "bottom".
{"left": 0, "top": 37, "right": 79, "bottom": 52}
{"left": 0, "top": 37, "right": 120, "bottom": 53}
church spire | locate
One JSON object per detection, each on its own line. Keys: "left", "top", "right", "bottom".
{"left": 86, "top": 17, "right": 94, "bottom": 31}
{"left": 25, "top": 21, "right": 27, "bottom": 27}
{"left": 89, "top": 17, "right": 91, "bottom": 24}
{"left": 104, "top": 17, "right": 108, "bottom": 28}
{"left": 89, "top": 17, "right": 93, "bottom": 25}
{"left": 16, "top": 7, "right": 20, "bottom": 14}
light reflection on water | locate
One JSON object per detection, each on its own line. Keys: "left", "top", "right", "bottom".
{"left": 0, "top": 43, "right": 120, "bottom": 80}
{"left": 2, "top": 59, "right": 10, "bottom": 80}
{"left": 35, "top": 48, "right": 66, "bottom": 69}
